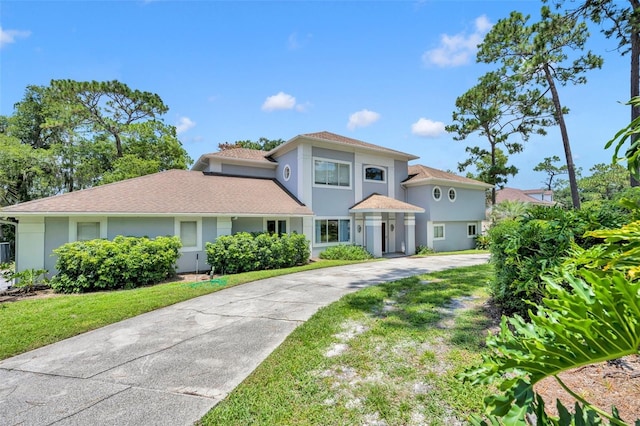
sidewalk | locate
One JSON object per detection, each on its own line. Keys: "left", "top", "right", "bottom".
{"left": 0, "top": 254, "right": 489, "bottom": 426}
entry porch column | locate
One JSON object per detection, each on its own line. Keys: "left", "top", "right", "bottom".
{"left": 404, "top": 213, "right": 416, "bottom": 255}
{"left": 365, "top": 213, "right": 383, "bottom": 258}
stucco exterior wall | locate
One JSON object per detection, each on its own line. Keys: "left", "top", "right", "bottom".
{"left": 107, "top": 217, "right": 174, "bottom": 239}
{"left": 273, "top": 147, "right": 299, "bottom": 198}
{"left": 44, "top": 217, "right": 69, "bottom": 274}
{"left": 221, "top": 164, "right": 276, "bottom": 178}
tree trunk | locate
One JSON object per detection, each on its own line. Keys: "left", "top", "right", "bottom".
{"left": 630, "top": 0, "right": 640, "bottom": 186}
{"left": 491, "top": 143, "right": 497, "bottom": 206}
{"left": 544, "top": 64, "right": 581, "bottom": 209}
{"left": 114, "top": 133, "right": 123, "bottom": 158}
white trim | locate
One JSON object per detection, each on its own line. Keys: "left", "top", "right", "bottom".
{"left": 467, "top": 222, "right": 478, "bottom": 238}
{"left": 312, "top": 156, "right": 352, "bottom": 190}
{"left": 69, "top": 217, "right": 107, "bottom": 242}
{"left": 282, "top": 164, "right": 292, "bottom": 181}
{"left": 313, "top": 216, "right": 352, "bottom": 246}
{"left": 432, "top": 186, "right": 442, "bottom": 201}
{"left": 433, "top": 223, "right": 445, "bottom": 240}
{"left": 447, "top": 187, "right": 457, "bottom": 203}
{"left": 174, "top": 217, "right": 202, "bottom": 252}
{"left": 263, "top": 217, "right": 290, "bottom": 234}
{"left": 363, "top": 165, "right": 387, "bottom": 183}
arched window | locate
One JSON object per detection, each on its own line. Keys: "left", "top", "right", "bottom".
{"left": 364, "top": 166, "right": 385, "bottom": 182}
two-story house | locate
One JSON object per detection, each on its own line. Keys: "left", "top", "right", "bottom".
{"left": 2, "top": 131, "right": 492, "bottom": 274}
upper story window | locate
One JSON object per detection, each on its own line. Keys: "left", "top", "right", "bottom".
{"left": 364, "top": 166, "right": 386, "bottom": 183}
{"left": 432, "top": 186, "right": 442, "bottom": 201}
{"left": 448, "top": 188, "right": 457, "bottom": 202}
{"left": 283, "top": 164, "right": 291, "bottom": 181}
{"left": 314, "top": 158, "right": 351, "bottom": 188}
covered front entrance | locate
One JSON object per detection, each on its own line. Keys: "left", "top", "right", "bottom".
{"left": 349, "top": 193, "right": 424, "bottom": 257}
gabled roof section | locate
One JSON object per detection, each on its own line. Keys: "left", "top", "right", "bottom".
{"left": 269, "top": 131, "right": 419, "bottom": 160}
{"left": 496, "top": 187, "right": 556, "bottom": 205}
{"left": 349, "top": 193, "right": 424, "bottom": 213}
{"left": 192, "top": 148, "right": 277, "bottom": 171}
{"left": 2, "top": 170, "right": 313, "bottom": 216}
{"left": 403, "top": 164, "right": 493, "bottom": 190}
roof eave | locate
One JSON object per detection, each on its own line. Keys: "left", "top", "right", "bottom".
{"left": 348, "top": 208, "right": 425, "bottom": 214}
{"left": 403, "top": 177, "right": 493, "bottom": 190}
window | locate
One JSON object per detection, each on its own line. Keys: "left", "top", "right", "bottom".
{"left": 432, "top": 186, "right": 442, "bottom": 201}
{"left": 314, "top": 158, "right": 351, "bottom": 188}
{"left": 467, "top": 223, "right": 477, "bottom": 238}
{"left": 77, "top": 222, "right": 100, "bottom": 241}
{"left": 267, "top": 219, "right": 287, "bottom": 235}
{"left": 433, "top": 224, "right": 445, "bottom": 240}
{"left": 69, "top": 217, "right": 106, "bottom": 242}
{"left": 175, "top": 218, "right": 202, "bottom": 251}
{"left": 315, "top": 219, "right": 351, "bottom": 244}
{"left": 364, "top": 166, "right": 385, "bottom": 182}
{"left": 448, "top": 188, "right": 457, "bottom": 202}
{"left": 283, "top": 164, "right": 291, "bottom": 181}
{"left": 180, "top": 221, "right": 198, "bottom": 247}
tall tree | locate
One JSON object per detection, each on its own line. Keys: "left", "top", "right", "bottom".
{"left": 549, "top": 0, "right": 640, "bottom": 185}
{"left": 533, "top": 155, "right": 568, "bottom": 190}
{"left": 47, "top": 80, "right": 170, "bottom": 158}
{"left": 446, "top": 70, "right": 554, "bottom": 205}
{"left": 478, "top": 6, "right": 603, "bottom": 209}
{"left": 218, "top": 137, "right": 285, "bottom": 152}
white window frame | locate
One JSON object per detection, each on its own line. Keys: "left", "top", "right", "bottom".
{"left": 314, "top": 216, "right": 352, "bottom": 246}
{"left": 263, "top": 217, "right": 289, "bottom": 235}
{"left": 432, "top": 186, "right": 442, "bottom": 201}
{"left": 282, "top": 164, "right": 291, "bottom": 182}
{"left": 363, "top": 165, "right": 386, "bottom": 183}
{"left": 69, "top": 217, "right": 107, "bottom": 242}
{"left": 174, "top": 217, "right": 202, "bottom": 252}
{"left": 433, "top": 223, "right": 445, "bottom": 240}
{"left": 448, "top": 187, "right": 457, "bottom": 202}
{"left": 313, "top": 157, "right": 352, "bottom": 189}
{"left": 467, "top": 222, "right": 478, "bottom": 238}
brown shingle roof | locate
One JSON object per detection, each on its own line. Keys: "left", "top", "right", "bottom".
{"left": 404, "top": 164, "right": 493, "bottom": 189}
{"left": 495, "top": 187, "right": 555, "bottom": 205}
{"left": 274, "top": 131, "right": 418, "bottom": 160}
{"left": 349, "top": 193, "right": 424, "bottom": 213}
{"left": 206, "top": 148, "right": 275, "bottom": 163}
{"left": 2, "top": 170, "right": 313, "bottom": 216}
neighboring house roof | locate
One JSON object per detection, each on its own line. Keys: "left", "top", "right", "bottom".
{"left": 495, "top": 187, "right": 555, "bottom": 205}
{"left": 403, "top": 164, "right": 493, "bottom": 189}
{"left": 191, "top": 148, "right": 277, "bottom": 171}
{"left": 1, "top": 170, "right": 313, "bottom": 216}
{"left": 349, "top": 193, "right": 424, "bottom": 213}
{"left": 523, "top": 189, "right": 553, "bottom": 197}
{"left": 269, "top": 131, "right": 419, "bottom": 160}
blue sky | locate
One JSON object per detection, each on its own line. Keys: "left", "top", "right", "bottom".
{"left": 0, "top": 0, "right": 631, "bottom": 189}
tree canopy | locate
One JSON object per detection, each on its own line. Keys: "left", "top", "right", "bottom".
{"left": 217, "top": 137, "right": 285, "bottom": 152}
{"left": 1, "top": 80, "right": 191, "bottom": 202}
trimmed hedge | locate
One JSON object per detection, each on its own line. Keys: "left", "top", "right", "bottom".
{"left": 319, "top": 244, "right": 373, "bottom": 260}
{"left": 206, "top": 232, "right": 310, "bottom": 274}
{"left": 51, "top": 235, "right": 182, "bottom": 293}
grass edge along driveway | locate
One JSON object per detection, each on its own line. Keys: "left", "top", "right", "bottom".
{"left": 200, "top": 263, "right": 495, "bottom": 426}
{"left": 0, "top": 259, "right": 365, "bottom": 360}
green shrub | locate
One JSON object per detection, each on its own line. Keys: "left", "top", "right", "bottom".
{"left": 474, "top": 234, "right": 490, "bottom": 250}
{"left": 51, "top": 235, "right": 181, "bottom": 293}
{"left": 318, "top": 244, "right": 373, "bottom": 260}
{"left": 206, "top": 232, "right": 310, "bottom": 274}
{"left": 415, "top": 245, "right": 435, "bottom": 255}
{"left": 488, "top": 203, "right": 632, "bottom": 317}
{"left": 9, "top": 268, "right": 49, "bottom": 290}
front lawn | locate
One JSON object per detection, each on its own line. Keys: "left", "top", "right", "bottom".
{"left": 0, "top": 259, "right": 365, "bottom": 360}
{"left": 199, "top": 263, "right": 495, "bottom": 425}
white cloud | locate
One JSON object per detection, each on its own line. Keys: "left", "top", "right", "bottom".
{"left": 411, "top": 118, "right": 446, "bottom": 138}
{"left": 288, "top": 32, "right": 312, "bottom": 50}
{"left": 0, "top": 26, "right": 31, "bottom": 48}
{"left": 347, "top": 109, "right": 381, "bottom": 130}
{"left": 175, "top": 116, "right": 196, "bottom": 134}
{"left": 422, "top": 15, "right": 492, "bottom": 68}
{"left": 262, "top": 92, "right": 297, "bottom": 111}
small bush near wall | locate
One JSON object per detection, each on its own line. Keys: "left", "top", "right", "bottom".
{"left": 206, "top": 232, "right": 310, "bottom": 274}
{"left": 319, "top": 244, "right": 373, "bottom": 261}
{"left": 51, "top": 236, "right": 182, "bottom": 293}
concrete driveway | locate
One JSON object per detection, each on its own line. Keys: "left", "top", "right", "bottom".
{"left": 0, "top": 253, "right": 489, "bottom": 426}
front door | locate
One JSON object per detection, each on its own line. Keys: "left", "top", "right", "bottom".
{"left": 381, "top": 222, "right": 386, "bottom": 253}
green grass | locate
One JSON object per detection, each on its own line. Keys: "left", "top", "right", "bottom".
{"left": 0, "top": 259, "right": 365, "bottom": 360}
{"left": 414, "top": 249, "right": 490, "bottom": 257}
{"left": 199, "top": 263, "right": 495, "bottom": 425}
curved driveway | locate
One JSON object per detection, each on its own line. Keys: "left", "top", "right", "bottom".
{"left": 0, "top": 253, "right": 489, "bottom": 426}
